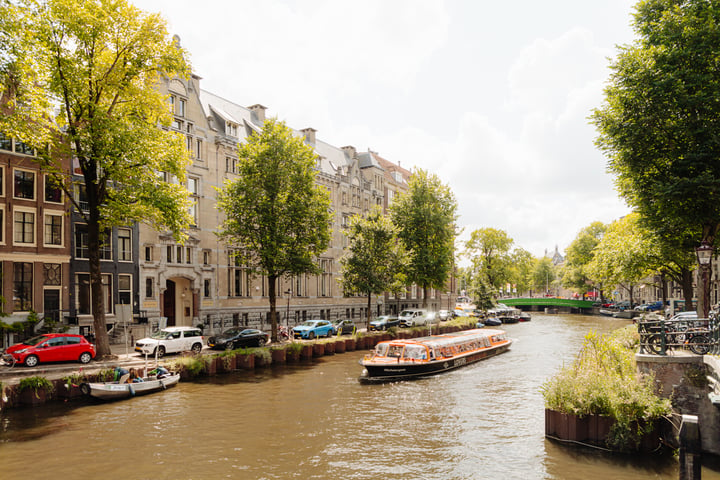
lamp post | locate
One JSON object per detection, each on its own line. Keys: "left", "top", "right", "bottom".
{"left": 695, "top": 241, "right": 713, "bottom": 318}
{"left": 285, "top": 289, "right": 292, "bottom": 327}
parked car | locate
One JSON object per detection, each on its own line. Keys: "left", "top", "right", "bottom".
{"left": 292, "top": 320, "right": 334, "bottom": 339}
{"left": 331, "top": 319, "right": 356, "bottom": 335}
{"left": 635, "top": 301, "right": 663, "bottom": 312}
{"left": 3, "top": 333, "right": 95, "bottom": 367}
{"left": 438, "top": 310, "right": 452, "bottom": 321}
{"left": 135, "top": 326, "right": 204, "bottom": 357}
{"left": 399, "top": 309, "right": 429, "bottom": 327}
{"left": 368, "top": 315, "right": 401, "bottom": 331}
{"left": 207, "top": 328, "right": 268, "bottom": 350}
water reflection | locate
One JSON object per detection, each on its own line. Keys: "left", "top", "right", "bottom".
{"left": 1, "top": 314, "right": 720, "bottom": 479}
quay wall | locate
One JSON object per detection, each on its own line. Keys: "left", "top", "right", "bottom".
{"left": 636, "top": 353, "right": 720, "bottom": 455}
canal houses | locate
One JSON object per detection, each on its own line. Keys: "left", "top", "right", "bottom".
{"left": 0, "top": 64, "right": 456, "bottom": 347}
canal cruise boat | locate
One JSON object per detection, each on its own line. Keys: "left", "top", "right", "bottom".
{"left": 359, "top": 328, "right": 512, "bottom": 383}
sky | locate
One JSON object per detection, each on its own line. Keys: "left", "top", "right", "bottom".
{"left": 133, "top": 0, "right": 637, "bottom": 259}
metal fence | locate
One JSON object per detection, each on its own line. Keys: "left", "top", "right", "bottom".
{"left": 637, "top": 317, "right": 720, "bottom": 355}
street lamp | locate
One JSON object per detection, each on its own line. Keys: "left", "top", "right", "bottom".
{"left": 285, "top": 289, "right": 292, "bottom": 327}
{"left": 695, "top": 241, "right": 714, "bottom": 318}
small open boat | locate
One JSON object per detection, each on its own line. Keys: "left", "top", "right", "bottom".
{"left": 359, "top": 328, "right": 512, "bottom": 383}
{"left": 80, "top": 373, "right": 180, "bottom": 400}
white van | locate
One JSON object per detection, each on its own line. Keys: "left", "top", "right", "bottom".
{"left": 399, "top": 309, "right": 428, "bottom": 327}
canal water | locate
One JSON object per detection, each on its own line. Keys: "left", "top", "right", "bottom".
{"left": 2, "top": 313, "right": 720, "bottom": 480}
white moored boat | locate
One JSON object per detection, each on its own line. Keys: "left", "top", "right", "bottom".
{"left": 80, "top": 373, "right": 180, "bottom": 400}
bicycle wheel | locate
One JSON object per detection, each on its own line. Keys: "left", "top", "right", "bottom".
{"left": 689, "top": 335, "right": 710, "bottom": 355}
{"left": 646, "top": 334, "right": 666, "bottom": 355}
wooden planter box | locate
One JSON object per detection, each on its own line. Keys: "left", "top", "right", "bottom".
{"left": 324, "top": 342, "right": 335, "bottom": 355}
{"left": 236, "top": 354, "right": 255, "bottom": 370}
{"left": 55, "top": 380, "right": 84, "bottom": 400}
{"left": 300, "top": 345, "right": 313, "bottom": 360}
{"left": 205, "top": 357, "right": 219, "bottom": 376}
{"left": 218, "top": 355, "right": 236, "bottom": 372}
{"left": 313, "top": 343, "right": 325, "bottom": 357}
{"left": 18, "top": 388, "right": 50, "bottom": 407}
{"left": 254, "top": 354, "right": 269, "bottom": 368}
{"left": 286, "top": 350, "right": 301, "bottom": 363}
{"left": 334, "top": 340, "right": 346, "bottom": 353}
{"left": 345, "top": 338, "right": 356, "bottom": 351}
{"left": 271, "top": 348, "right": 287, "bottom": 364}
{"left": 544, "top": 409, "right": 659, "bottom": 452}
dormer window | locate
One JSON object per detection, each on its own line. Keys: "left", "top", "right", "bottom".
{"left": 226, "top": 121, "right": 238, "bottom": 137}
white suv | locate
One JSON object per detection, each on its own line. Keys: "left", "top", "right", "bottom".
{"left": 135, "top": 326, "right": 204, "bottom": 357}
{"left": 399, "top": 309, "right": 428, "bottom": 327}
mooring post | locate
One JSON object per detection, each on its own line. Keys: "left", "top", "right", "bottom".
{"left": 679, "top": 414, "right": 701, "bottom": 480}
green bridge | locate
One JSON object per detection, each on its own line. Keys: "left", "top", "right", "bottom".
{"left": 497, "top": 298, "right": 596, "bottom": 309}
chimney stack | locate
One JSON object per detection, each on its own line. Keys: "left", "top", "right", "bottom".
{"left": 248, "top": 104, "right": 267, "bottom": 124}
{"left": 342, "top": 145, "right": 357, "bottom": 159}
{"left": 301, "top": 127, "right": 317, "bottom": 145}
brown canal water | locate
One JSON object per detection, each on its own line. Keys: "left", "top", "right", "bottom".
{"left": 2, "top": 313, "right": 720, "bottom": 480}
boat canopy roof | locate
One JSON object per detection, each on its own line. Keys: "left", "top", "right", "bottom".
{"left": 384, "top": 328, "right": 506, "bottom": 350}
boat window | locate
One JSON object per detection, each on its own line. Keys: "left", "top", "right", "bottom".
{"left": 404, "top": 345, "right": 427, "bottom": 360}
{"left": 375, "top": 344, "right": 389, "bottom": 356}
{"left": 387, "top": 345, "right": 404, "bottom": 358}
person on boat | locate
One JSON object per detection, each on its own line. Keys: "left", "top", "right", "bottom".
{"left": 113, "top": 366, "right": 129, "bottom": 381}
{"left": 127, "top": 368, "right": 144, "bottom": 383}
{"left": 149, "top": 366, "right": 170, "bottom": 379}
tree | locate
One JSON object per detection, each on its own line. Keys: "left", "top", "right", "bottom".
{"left": 561, "top": 222, "right": 606, "bottom": 298}
{"left": 0, "top": 0, "right": 193, "bottom": 357}
{"left": 592, "top": 0, "right": 720, "bottom": 315}
{"left": 586, "top": 214, "right": 655, "bottom": 305}
{"left": 508, "top": 247, "right": 535, "bottom": 296}
{"left": 463, "top": 227, "right": 514, "bottom": 291}
{"left": 217, "top": 118, "right": 332, "bottom": 342}
{"left": 339, "top": 207, "right": 408, "bottom": 328}
{"left": 532, "top": 257, "right": 556, "bottom": 295}
{"left": 390, "top": 169, "right": 457, "bottom": 308}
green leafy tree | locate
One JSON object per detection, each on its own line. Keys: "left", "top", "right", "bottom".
{"left": 390, "top": 169, "right": 457, "bottom": 308}
{"left": 586, "top": 214, "right": 655, "bottom": 305}
{"left": 339, "top": 207, "right": 408, "bottom": 328}
{"left": 561, "top": 222, "right": 606, "bottom": 298}
{"left": 592, "top": 0, "right": 720, "bottom": 314}
{"left": 463, "top": 227, "right": 514, "bottom": 292}
{"left": 468, "top": 275, "right": 495, "bottom": 311}
{"left": 0, "top": 0, "right": 193, "bottom": 357}
{"left": 217, "top": 118, "right": 332, "bottom": 342}
{"left": 532, "top": 257, "right": 557, "bottom": 295}
{"left": 509, "top": 247, "right": 535, "bottom": 296}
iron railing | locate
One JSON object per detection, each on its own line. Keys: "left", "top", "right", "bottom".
{"left": 637, "top": 317, "right": 716, "bottom": 355}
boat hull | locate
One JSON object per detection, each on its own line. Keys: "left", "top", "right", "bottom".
{"left": 84, "top": 374, "right": 180, "bottom": 400}
{"left": 360, "top": 342, "right": 511, "bottom": 383}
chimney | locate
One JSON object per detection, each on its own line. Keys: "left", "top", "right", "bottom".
{"left": 248, "top": 104, "right": 267, "bottom": 124}
{"left": 301, "top": 127, "right": 317, "bottom": 145}
{"left": 342, "top": 145, "right": 357, "bottom": 159}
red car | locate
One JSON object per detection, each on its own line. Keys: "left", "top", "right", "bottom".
{"left": 3, "top": 333, "right": 96, "bottom": 367}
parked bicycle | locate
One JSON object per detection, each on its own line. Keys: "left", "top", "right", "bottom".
{"left": 640, "top": 318, "right": 711, "bottom": 355}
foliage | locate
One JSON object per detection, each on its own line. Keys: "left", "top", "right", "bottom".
{"left": 217, "top": 118, "right": 332, "bottom": 342}
{"left": 592, "top": 0, "right": 720, "bottom": 300}
{"left": 286, "top": 342, "right": 304, "bottom": 354}
{"left": 390, "top": 169, "right": 457, "bottom": 307}
{"left": 531, "top": 257, "right": 556, "bottom": 294}
{"left": 541, "top": 326, "right": 671, "bottom": 452}
{"left": 467, "top": 275, "right": 495, "bottom": 311}
{"left": 509, "top": 248, "right": 535, "bottom": 295}
{"left": 561, "top": 222, "right": 606, "bottom": 295}
{"left": 165, "top": 356, "right": 205, "bottom": 378}
{"left": 0, "top": 0, "right": 193, "bottom": 357}
{"left": 340, "top": 206, "right": 408, "bottom": 326}
{"left": 18, "top": 376, "right": 54, "bottom": 398}
{"left": 62, "top": 373, "right": 86, "bottom": 387}
{"left": 463, "top": 227, "right": 514, "bottom": 291}
{"left": 96, "top": 368, "right": 117, "bottom": 382}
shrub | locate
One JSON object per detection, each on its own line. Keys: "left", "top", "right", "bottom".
{"left": 541, "top": 326, "right": 671, "bottom": 452}
{"left": 166, "top": 356, "right": 205, "bottom": 377}
{"left": 18, "top": 376, "right": 54, "bottom": 398}
{"left": 286, "top": 342, "right": 303, "bottom": 354}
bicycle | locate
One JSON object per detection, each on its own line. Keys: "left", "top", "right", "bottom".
{"left": 645, "top": 320, "right": 711, "bottom": 355}
{"left": 1, "top": 353, "right": 16, "bottom": 368}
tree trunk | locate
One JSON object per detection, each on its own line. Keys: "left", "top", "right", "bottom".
{"left": 269, "top": 274, "right": 278, "bottom": 343}
{"left": 88, "top": 210, "right": 110, "bottom": 358}
{"left": 422, "top": 284, "right": 428, "bottom": 309}
{"left": 366, "top": 292, "right": 372, "bottom": 330}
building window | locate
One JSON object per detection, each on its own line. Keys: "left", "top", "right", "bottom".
{"left": 0, "top": 207, "right": 4, "bottom": 243}
{"left": 14, "top": 210, "right": 35, "bottom": 244}
{"left": 176, "top": 246, "right": 183, "bottom": 264}
{"left": 203, "top": 250, "right": 210, "bottom": 265}
{"left": 145, "top": 246, "right": 152, "bottom": 262}
{"left": 167, "top": 245, "right": 173, "bottom": 263}
{"left": 196, "top": 139, "right": 203, "bottom": 160}
{"left": 118, "top": 274, "right": 131, "bottom": 304}
{"left": 228, "top": 251, "right": 249, "bottom": 297}
{"left": 118, "top": 228, "right": 132, "bottom": 261}
{"left": 225, "top": 121, "right": 237, "bottom": 137}
{"left": 44, "top": 213, "right": 63, "bottom": 246}
{"left": 320, "top": 259, "right": 332, "bottom": 297}
{"left": 145, "top": 278, "right": 154, "bottom": 298}
{"left": 13, "top": 262, "right": 33, "bottom": 311}
{"left": 0, "top": 132, "right": 11, "bottom": 151}
{"left": 75, "top": 224, "right": 89, "bottom": 258}
{"left": 99, "top": 231, "right": 111, "bottom": 260}
{"left": 14, "top": 169, "right": 35, "bottom": 200}
{"left": 44, "top": 175, "right": 62, "bottom": 203}
{"left": 178, "top": 98, "right": 186, "bottom": 117}
{"left": 204, "top": 278, "right": 211, "bottom": 298}
{"left": 186, "top": 135, "right": 192, "bottom": 152}
{"left": 43, "top": 263, "right": 61, "bottom": 286}
{"left": 188, "top": 177, "right": 198, "bottom": 226}
{"left": 14, "top": 140, "right": 34, "bottom": 156}
{"left": 0, "top": 165, "right": 4, "bottom": 196}
{"left": 76, "top": 273, "right": 111, "bottom": 314}
{"left": 186, "top": 247, "right": 192, "bottom": 264}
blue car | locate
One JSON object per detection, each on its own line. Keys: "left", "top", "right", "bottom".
{"left": 292, "top": 320, "right": 334, "bottom": 339}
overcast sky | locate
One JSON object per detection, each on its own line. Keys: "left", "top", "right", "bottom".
{"left": 133, "top": 0, "right": 636, "bottom": 259}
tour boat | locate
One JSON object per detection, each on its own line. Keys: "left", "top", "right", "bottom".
{"left": 359, "top": 328, "right": 512, "bottom": 382}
